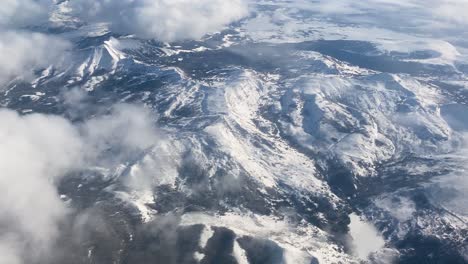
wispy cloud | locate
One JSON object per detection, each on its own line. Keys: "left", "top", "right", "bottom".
{"left": 0, "top": 1, "right": 68, "bottom": 87}
{"left": 0, "top": 0, "right": 53, "bottom": 28}
{"left": 0, "top": 31, "right": 70, "bottom": 86}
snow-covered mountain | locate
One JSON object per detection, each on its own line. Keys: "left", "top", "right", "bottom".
{"left": 1, "top": 1, "right": 467, "bottom": 263}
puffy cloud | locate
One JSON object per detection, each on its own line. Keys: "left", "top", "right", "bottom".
{"left": 69, "top": 0, "right": 248, "bottom": 41}
{"left": 0, "top": 31, "right": 70, "bottom": 85}
{"left": 82, "top": 104, "right": 159, "bottom": 161}
{"left": 2, "top": 0, "right": 249, "bottom": 42}
{"left": 348, "top": 213, "right": 385, "bottom": 260}
{"left": 1, "top": 0, "right": 249, "bottom": 85}
{"left": 0, "top": 1, "right": 69, "bottom": 87}
{"left": 0, "top": 109, "right": 83, "bottom": 263}
{"left": 0, "top": 104, "right": 162, "bottom": 263}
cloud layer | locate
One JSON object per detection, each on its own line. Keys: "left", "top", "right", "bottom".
{"left": 0, "top": 109, "right": 83, "bottom": 264}
{"left": 0, "top": 0, "right": 53, "bottom": 28}
{"left": 69, "top": 0, "right": 248, "bottom": 41}
{"left": 0, "top": 105, "right": 161, "bottom": 264}
{"left": 0, "top": 0, "right": 248, "bottom": 86}
{"left": 0, "top": 31, "right": 69, "bottom": 85}
{"left": 0, "top": 0, "right": 67, "bottom": 87}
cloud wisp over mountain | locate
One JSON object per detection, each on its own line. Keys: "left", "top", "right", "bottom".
{"left": 0, "top": 0, "right": 249, "bottom": 86}
{"left": 0, "top": 31, "right": 69, "bottom": 85}
{"left": 0, "top": 105, "right": 163, "bottom": 264}
{"left": 69, "top": 0, "right": 249, "bottom": 41}
{"left": 0, "top": 0, "right": 67, "bottom": 86}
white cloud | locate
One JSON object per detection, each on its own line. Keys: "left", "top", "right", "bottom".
{"left": 0, "top": 1, "right": 70, "bottom": 87}
{"left": 0, "top": 109, "right": 83, "bottom": 263}
{"left": 348, "top": 213, "right": 386, "bottom": 260}
{"left": 0, "top": 238, "right": 22, "bottom": 264}
{"left": 69, "top": 0, "right": 248, "bottom": 41}
{"left": 0, "top": 104, "right": 163, "bottom": 263}
{"left": 0, "top": 31, "right": 70, "bottom": 86}
{"left": 2, "top": 0, "right": 249, "bottom": 42}
{"left": 82, "top": 104, "right": 159, "bottom": 161}
{"left": 374, "top": 196, "right": 416, "bottom": 222}
{"left": 435, "top": 0, "right": 468, "bottom": 26}
{"left": 0, "top": 0, "right": 53, "bottom": 28}
{"left": 1, "top": 0, "right": 249, "bottom": 85}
